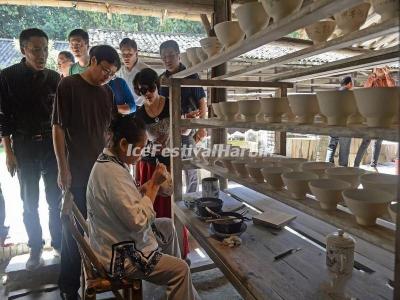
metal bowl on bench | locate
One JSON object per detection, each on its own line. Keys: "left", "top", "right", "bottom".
{"left": 195, "top": 197, "right": 223, "bottom": 218}
{"left": 212, "top": 212, "right": 248, "bottom": 234}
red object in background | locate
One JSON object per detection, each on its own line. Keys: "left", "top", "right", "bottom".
{"left": 136, "top": 160, "right": 190, "bottom": 258}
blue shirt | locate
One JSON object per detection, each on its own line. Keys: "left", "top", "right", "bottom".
{"left": 108, "top": 77, "right": 136, "bottom": 113}
{"left": 159, "top": 64, "right": 206, "bottom": 114}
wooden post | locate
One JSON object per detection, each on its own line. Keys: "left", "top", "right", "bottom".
{"left": 395, "top": 190, "right": 400, "bottom": 298}
{"left": 274, "top": 87, "right": 287, "bottom": 155}
{"left": 169, "top": 78, "right": 183, "bottom": 204}
{"left": 210, "top": 0, "right": 230, "bottom": 190}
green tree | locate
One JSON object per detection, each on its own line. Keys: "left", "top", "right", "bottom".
{"left": 0, "top": 5, "right": 204, "bottom": 40}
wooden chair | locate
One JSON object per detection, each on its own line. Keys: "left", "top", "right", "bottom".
{"left": 61, "top": 190, "right": 143, "bottom": 300}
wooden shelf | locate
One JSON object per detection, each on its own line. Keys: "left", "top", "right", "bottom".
{"left": 171, "top": 0, "right": 366, "bottom": 79}
{"left": 190, "top": 161, "right": 395, "bottom": 253}
{"left": 216, "top": 17, "right": 399, "bottom": 80}
{"left": 186, "top": 118, "right": 399, "bottom": 142}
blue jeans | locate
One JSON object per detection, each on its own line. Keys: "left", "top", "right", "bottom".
{"left": 326, "top": 136, "right": 351, "bottom": 167}
{"left": 0, "top": 185, "right": 8, "bottom": 240}
{"left": 354, "top": 139, "right": 382, "bottom": 167}
{"left": 182, "top": 135, "right": 198, "bottom": 193}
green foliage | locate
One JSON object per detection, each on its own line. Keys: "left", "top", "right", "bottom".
{"left": 0, "top": 5, "right": 204, "bottom": 40}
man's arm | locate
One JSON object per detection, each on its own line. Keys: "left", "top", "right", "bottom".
{"left": 194, "top": 97, "right": 207, "bottom": 143}
{"left": 52, "top": 124, "right": 71, "bottom": 190}
{"left": 2, "top": 137, "right": 17, "bottom": 177}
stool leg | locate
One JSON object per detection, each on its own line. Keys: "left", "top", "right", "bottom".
{"left": 132, "top": 281, "right": 143, "bottom": 300}
{"left": 123, "top": 288, "right": 131, "bottom": 300}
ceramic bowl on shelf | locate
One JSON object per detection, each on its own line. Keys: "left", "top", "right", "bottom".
{"left": 232, "top": 159, "right": 251, "bottom": 178}
{"left": 281, "top": 97, "right": 296, "bottom": 122}
{"left": 305, "top": 19, "right": 336, "bottom": 44}
{"left": 259, "top": 0, "right": 304, "bottom": 22}
{"left": 281, "top": 171, "right": 319, "bottom": 200}
{"left": 214, "top": 21, "right": 245, "bottom": 49}
{"left": 316, "top": 90, "right": 358, "bottom": 126}
{"left": 196, "top": 47, "right": 208, "bottom": 62}
{"left": 186, "top": 47, "right": 201, "bottom": 65}
{"left": 309, "top": 179, "right": 352, "bottom": 211}
{"left": 360, "top": 173, "right": 398, "bottom": 197}
{"left": 235, "top": 1, "right": 270, "bottom": 38}
{"left": 219, "top": 101, "right": 239, "bottom": 121}
{"left": 200, "top": 37, "right": 223, "bottom": 57}
{"left": 278, "top": 158, "right": 308, "bottom": 172}
{"left": 300, "top": 161, "right": 335, "bottom": 178}
{"left": 180, "top": 52, "right": 192, "bottom": 68}
{"left": 238, "top": 100, "right": 261, "bottom": 121}
{"left": 325, "top": 167, "right": 366, "bottom": 189}
{"left": 262, "top": 156, "right": 285, "bottom": 166}
{"left": 287, "top": 94, "right": 320, "bottom": 124}
{"left": 342, "top": 188, "right": 393, "bottom": 226}
{"left": 388, "top": 202, "right": 398, "bottom": 223}
{"left": 212, "top": 103, "right": 224, "bottom": 120}
{"left": 261, "top": 166, "right": 293, "bottom": 190}
{"left": 370, "top": 0, "right": 399, "bottom": 23}
{"left": 334, "top": 3, "right": 371, "bottom": 35}
{"left": 246, "top": 162, "right": 274, "bottom": 183}
{"left": 259, "top": 97, "right": 288, "bottom": 123}
{"left": 353, "top": 87, "right": 400, "bottom": 128}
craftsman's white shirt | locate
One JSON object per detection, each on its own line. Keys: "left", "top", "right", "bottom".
{"left": 117, "top": 59, "right": 149, "bottom": 106}
{"left": 87, "top": 149, "right": 158, "bottom": 269}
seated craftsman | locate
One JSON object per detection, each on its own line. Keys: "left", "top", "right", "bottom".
{"left": 86, "top": 114, "right": 198, "bottom": 300}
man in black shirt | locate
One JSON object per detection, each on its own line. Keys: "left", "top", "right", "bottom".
{"left": 159, "top": 40, "right": 207, "bottom": 193}
{"left": 0, "top": 28, "right": 62, "bottom": 270}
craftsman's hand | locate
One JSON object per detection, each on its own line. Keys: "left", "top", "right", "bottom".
{"left": 184, "top": 110, "right": 201, "bottom": 119}
{"left": 383, "top": 66, "right": 391, "bottom": 76}
{"left": 5, "top": 151, "right": 17, "bottom": 177}
{"left": 151, "top": 163, "right": 167, "bottom": 186}
{"left": 194, "top": 128, "right": 207, "bottom": 143}
{"left": 58, "top": 166, "right": 71, "bottom": 191}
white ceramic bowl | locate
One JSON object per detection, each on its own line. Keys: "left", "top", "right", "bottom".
{"left": 316, "top": 90, "right": 358, "bottom": 126}
{"left": 261, "top": 166, "right": 293, "bottom": 190}
{"left": 325, "top": 167, "right": 366, "bottom": 188}
{"left": 232, "top": 159, "right": 251, "bottom": 178}
{"left": 235, "top": 2, "right": 270, "bottom": 37}
{"left": 288, "top": 94, "right": 320, "bottom": 124}
{"left": 309, "top": 179, "right": 352, "bottom": 210}
{"left": 180, "top": 52, "right": 192, "bottom": 68}
{"left": 246, "top": 162, "right": 274, "bottom": 183}
{"left": 278, "top": 158, "right": 308, "bottom": 172}
{"left": 388, "top": 202, "right": 398, "bottom": 223}
{"left": 214, "top": 21, "right": 245, "bottom": 49}
{"left": 300, "top": 161, "right": 335, "bottom": 178}
{"left": 370, "top": 0, "right": 399, "bottom": 22}
{"left": 260, "top": 0, "right": 304, "bottom": 22}
{"left": 305, "top": 19, "right": 336, "bottom": 44}
{"left": 334, "top": 3, "right": 371, "bottom": 35}
{"left": 212, "top": 103, "right": 224, "bottom": 120}
{"left": 360, "top": 173, "right": 398, "bottom": 196}
{"left": 219, "top": 101, "right": 239, "bottom": 121}
{"left": 342, "top": 188, "right": 393, "bottom": 226}
{"left": 186, "top": 47, "right": 201, "bottom": 65}
{"left": 196, "top": 47, "right": 208, "bottom": 62}
{"left": 200, "top": 37, "right": 223, "bottom": 57}
{"left": 353, "top": 87, "right": 400, "bottom": 128}
{"left": 282, "top": 171, "right": 319, "bottom": 199}
{"left": 259, "top": 98, "right": 288, "bottom": 123}
{"left": 238, "top": 100, "right": 261, "bottom": 121}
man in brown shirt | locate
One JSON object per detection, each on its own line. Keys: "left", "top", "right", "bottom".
{"left": 52, "top": 45, "right": 120, "bottom": 300}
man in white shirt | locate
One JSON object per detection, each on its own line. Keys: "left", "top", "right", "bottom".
{"left": 117, "top": 38, "right": 149, "bottom": 107}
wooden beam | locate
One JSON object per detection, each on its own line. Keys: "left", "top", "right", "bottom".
{"left": 265, "top": 46, "right": 400, "bottom": 82}
{"left": 162, "top": 78, "right": 294, "bottom": 88}
{"left": 200, "top": 14, "right": 212, "bottom": 36}
{"left": 215, "top": 17, "right": 399, "bottom": 79}
{"left": 274, "top": 88, "right": 287, "bottom": 156}
{"left": 171, "top": 0, "right": 366, "bottom": 78}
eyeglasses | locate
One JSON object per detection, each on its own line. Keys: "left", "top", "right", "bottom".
{"left": 138, "top": 85, "right": 156, "bottom": 95}
{"left": 100, "top": 64, "right": 116, "bottom": 80}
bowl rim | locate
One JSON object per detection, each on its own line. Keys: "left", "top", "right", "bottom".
{"left": 309, "top": 178, "right": 352, "bottom": 190}
{"left": 342, "top": 188, "right": 393, "bottom": 203}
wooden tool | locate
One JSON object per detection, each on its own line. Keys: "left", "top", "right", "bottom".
{"left": 252, "top": 209, "right": 296, "bottom": 229}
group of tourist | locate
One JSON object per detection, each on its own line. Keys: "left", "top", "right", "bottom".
{"left": 0, "top": 27, "right": 204, "bottom": 300}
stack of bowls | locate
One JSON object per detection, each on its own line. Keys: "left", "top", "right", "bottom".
{"left": 235, "top": 2, "right": 270, "bottom": 37}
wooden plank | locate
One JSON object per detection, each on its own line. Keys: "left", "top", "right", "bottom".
{"left": 171, "top": 0, "right": 366, "bottom": 78}
{"left": 175, "top": 193, "right": 392, "bottom": 300}
{"left": 169, "top": 79, "right": 183, "bottom": 203}
{"left": 162, "top": 78, "right": 294, "bottom": 88}
{"left": 395, "top": 192, "right": 400, "bottom": 299}
{"left": 191, "top": 161, "right": 395, "bottom": 253}
{"left": 187, "top": 118, "right": 400, "bottom": 142}
{"left": 266, "top": 46, "right": 400, "bottom": 82}
{"left": 215, "top": 17, "right": 399, "bottom": 79}
{"left": 274, "top": 88, "right": 287, "bottom": 155}
{"left": 227, "top": 186, "right": 395, "bottom": 277}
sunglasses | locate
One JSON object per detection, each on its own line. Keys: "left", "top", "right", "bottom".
{"left": 138, "top": 85, "right": 157, "bottom": 95}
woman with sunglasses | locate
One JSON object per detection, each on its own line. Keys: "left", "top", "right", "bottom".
{"left": 87, "top": 114, "right": 198, "bottom": 300}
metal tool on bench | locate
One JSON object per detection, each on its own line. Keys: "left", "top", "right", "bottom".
{"left": 274, "top": 247, "right": 302, "bottom": 261}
